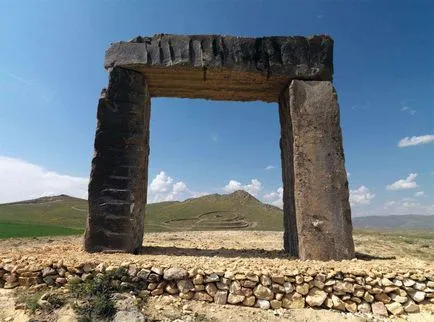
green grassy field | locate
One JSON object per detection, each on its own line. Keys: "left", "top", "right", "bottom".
{"left": 0, "top": 195, "right": 87, "bottom": 229}
{"left": 1, "top": 192, "right": 433, "bottom": 240}
{"left": 0, "top": 191, "right": 283, "bottom": 238}
{"left": 0, "top": 221, "right": 83, "bottom": 238}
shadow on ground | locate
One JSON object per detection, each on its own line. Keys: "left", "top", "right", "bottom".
{"left": 355, "top": 252, "right": 396, "bottom": 261}
{"left": 140, "top": 246, "right": 290, "bottom": 259}
{"left": 139, "top": 246, "right": 395, "bottom": 261}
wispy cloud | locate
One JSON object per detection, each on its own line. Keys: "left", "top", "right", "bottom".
{"left": 401, "top": 105, "right": 416, "bottom": 116}
{"left": 4, "top": 70, "right": 54, "bottom": 104}
{"left": 211, "top": 133, "right": 218, "bottom": 142}
{"left": 6, "top": 72, "right": 32, "bottom": 85}
{"left": 386, "top": 173, "right": 419, "bottom": 190}
{"left": 265, "top": 165, "right": 275, "bottom": 171}
{"left": 398, "top": 135, "right": 434, "bottom": 147}
{"left": 415, "top": 191, "right": 425, "bottom": 197}
{"left": 351, "top": 101, "right": 370, "bottom": 110}
{"left": 381, "top": 199, "right": 434, "bottom": 216}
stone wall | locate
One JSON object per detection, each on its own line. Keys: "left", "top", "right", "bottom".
{"left": 1, "top": 259, "right": 433, "bottom": 317}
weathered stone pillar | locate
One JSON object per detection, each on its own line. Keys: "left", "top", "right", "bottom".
{"left": 278, "top": 89, "right": 298, "bottom": 257}
{"left": 289, "top": 80, "right": 355, "bottom": 260}
{"left": 84, "top": 67, "right": 150, "bottom": 253}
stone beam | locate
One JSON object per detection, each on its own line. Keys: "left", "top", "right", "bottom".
{"left": 289, "top": 80, "right": 355, "bottom": 260}
{"left": 84, "top": 67, "right": 150, "bottom": 253}
{"left": 104, "top": 34, "right": 333, "bottom": 102}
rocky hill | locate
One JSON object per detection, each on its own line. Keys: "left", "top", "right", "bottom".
{"left": 1, "top": 192, "right": 433, "bottom": 238}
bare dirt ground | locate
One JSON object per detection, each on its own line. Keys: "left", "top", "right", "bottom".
{"left": 1, "top": 231, "right": 434, "bottom": 321}
{"left": 1, "top": 231, "right": 433, "bottom": 274}
{"left": 0, "top": 289, "right": 29, "bottom": 322}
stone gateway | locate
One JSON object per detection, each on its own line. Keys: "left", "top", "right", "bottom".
{"left": 84, "top": 34, "right": 355, "bottom": 260}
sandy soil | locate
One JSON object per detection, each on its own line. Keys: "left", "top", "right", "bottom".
{"left": 0, "top": 289, "right": 29, "bottom": 322}
{"left": 1, "top": 231, "right": 433, "bottom": 274}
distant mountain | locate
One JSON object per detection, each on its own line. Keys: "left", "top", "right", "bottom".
{"left": 1, "top": 192, "right": 433, "bottom": 238}
{"left": 144, "top": 190, "right": 283, "bottom": 232}
{"left": 352, "top": 215, "right": 434, "bottom": 230}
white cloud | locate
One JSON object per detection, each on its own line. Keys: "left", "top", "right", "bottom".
{"left": 148, "top": 171, "right": 195, "bottom": 202}
{"left": 403, "top": 201, "right": 420, "bottom": 208}
{"left": 383, "top": 199, "right": 434, "bottom": 215}
{"left": 245, "top": 179, "right": 263, "bottom": 196}
{"left": 402, "top": 197, "right": 416, "bottom": 202}
{"left": 148, "top": 171, "right": 210, "bottom": 203}
{"left": 0, "top": 157, "right": 208, "bottom": 205}
{"left": 0, "top": 156, "right": 88, "bottom": 203}
{"left": 415, "top": 191, "right": 425, "bottom": 197}
{"left": 356, "top": 198, "right": 434, "bottom": 217}
{"left": 173, "top": 181, "right": 187, "bottom": 194}
{"left": 349, "top": 185, "right": 375, "bottom": 206}
{"left": 400, "top": 105, "right": 416, "bottom": 116}
{"left": 223, "top": 179, "right": 263, "bottom": 197}
{"left": 384, "top": 201, "right": 397, "bottom": 207}
{"left": 149, "top": 171, "right": 173, "bottom": 194}
{"left": 189, "top": 191, "right": 210, "bottom": 198}
{"left": 398, "top": 135, "right": 434, "bottom": 147}
{"left": 265, "top": 165, "right": 276, "bottom": 171}
{"left": 347, "top": 172, "right": 350, "bottom": 178}
{"left": 223, "top": 180, "right": 242, "bottom": 192}
{"left": 263, "top": 187, "right": 283, "bottom": 209}
{"left": 386, "top": 173, "right": 419, "bottom": 190}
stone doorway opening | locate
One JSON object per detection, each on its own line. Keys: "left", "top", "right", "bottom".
{"left": 145, "top": 97, "right": 282, "bottom": 231}
{"left": 84, "top": 34, "right": 354, "bottom": 260}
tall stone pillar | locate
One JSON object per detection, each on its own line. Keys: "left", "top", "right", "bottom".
{"left": 278, "top": 90, "right": 298, "bottom": 257}
{"left": 84, "top": 67, "right": 150, "bottom": 253}
{"left": 289, "top": 80, "right": 355, "bottom": 260}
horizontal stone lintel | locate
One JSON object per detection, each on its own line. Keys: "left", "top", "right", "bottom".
{"left": 104, "top": 34, "right": 334, "bottom": 102}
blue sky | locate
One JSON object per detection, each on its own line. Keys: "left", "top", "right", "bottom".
{"left": 0, "top": 0, "right": 433, "bottom": 216}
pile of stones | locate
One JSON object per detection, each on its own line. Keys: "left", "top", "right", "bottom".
{"left": 1, "top": 259, "right": 433, "bottom": 317}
